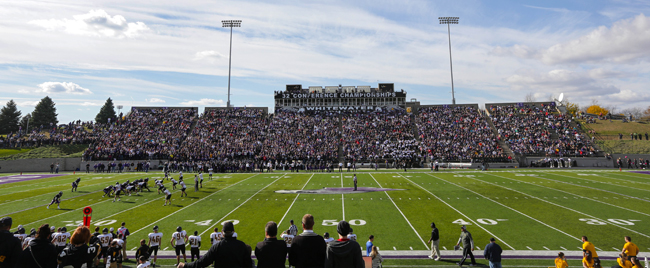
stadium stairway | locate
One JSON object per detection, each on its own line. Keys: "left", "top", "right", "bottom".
{"left": 337, "top": 115, "right": 345, "bottom": 163}
{"left": 483, "top": 109, "right": 516, "bottom": 160}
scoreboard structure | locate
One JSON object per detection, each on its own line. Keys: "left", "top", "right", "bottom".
{"left": 274, "top": 83, "right": 407, "bottom": 112}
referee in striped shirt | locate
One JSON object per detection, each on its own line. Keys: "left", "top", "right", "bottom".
{"left": 289, "top": 220, "right": 298, "bottom": 236}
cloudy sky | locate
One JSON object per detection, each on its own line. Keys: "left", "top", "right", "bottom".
{"left": 1, "top": 0, "right": 649, "bottom": 122}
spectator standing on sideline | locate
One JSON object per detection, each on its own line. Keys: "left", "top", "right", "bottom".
{"left": 194, "top": 175, "right": 199, "bottom": 192}
{"left": 555, "top": 252, "right": 568, "bottom": 268}
{"left": 366, "top": 235, "right": 374, "bottom": 256}
{"left": 483, "top": 238, "right": 502, "bottom": 268}
{"left": 288, "top": 220, "right": 298, "bottom": 236}
{"left": 18, "top": 224, "right": 58, "bottom": 268}
{"left": 117, "top": 222, "right": 130, "bottom": 261}
{"left": 427, "top": 222, "right": 440, "bottom": 261}
{"left": 254, "top": 221, "right": 287, "bottom": 268}
{"left": 135, "top": 239, "right": 150, "bottom": 263}
{"left": 582, "top": 236, "right": 600, "bottom": 268}
{"left": 324, "top": 220, "right": 364, "bottom": 268}
{"left": 353, "top": 174, "right": 357, "bottom": 191}
{"left": 369, "top": 246, "right": 382, "bottom": 268}
{"left": 0, "top": 217, "right": 23, "bottom": 268}
{"left": 456, "top": 225, "right": 476, "bottom": 267}
{"left": 290, "top": 214, "right": 327, "bottom": 268}
{"left": 177, "top": 221, "right": 252, "bottom": 268}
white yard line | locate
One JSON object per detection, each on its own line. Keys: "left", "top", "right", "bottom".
{"left": 19, "top": 199, "right": 113, "bottom": 229}
{"left": 550, "top": 173, "right": 650, "bottom": 200}
{"left": 131, "top": 174, "right": 261, "bottom": 236}
{"left": 435, "top": 173, "right": 581, "bottom": 243}
{"left": 596, "top": 173, "right": 650, "bottom": 185}
{"left": 399, "top": 174, "right": 515, "bottom": 250}
{"left": 478, "top": 173, "right": 650, "bottom": 239}
{"left": 199, "top": 174, "right": 286, "bottom": 236}
{"left": 503, "top": 172, "right": 650, "bottom": 217}
{"left": 370, "top": 174, "right": 430, "bottom": 250}
{"left": 341, "top": 173, "right": 345, "bottom": 221}
{"left": 278, "top": 174, "right": 315, "bottom": 226}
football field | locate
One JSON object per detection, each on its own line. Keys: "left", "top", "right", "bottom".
{"left": 2, "top": 169, "right": 649, "bottom": 266}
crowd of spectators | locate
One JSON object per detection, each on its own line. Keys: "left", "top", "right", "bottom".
{"left": 266, "top": 111, "right": 339, "bottom": 162}
{"left": 416, "top": 106, "right": 505, "bottom": 162}
{"left": 0, "top": 121, "right": 95, "bottom": 148}
{"left": 341, "top": 109, "right": 420, "bottom": 162}
{"left": 82, "top": 108, "right": 197, "bottom": 161}
{"left": 489, "top": 104, "right": 599, "bottom": 157}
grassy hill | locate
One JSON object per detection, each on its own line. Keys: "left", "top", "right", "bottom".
{"left": 0, "top": 144, "right": 87, "bottom": 160}
{"left": 578, "top": 119, "right": 650, "bottom": 154}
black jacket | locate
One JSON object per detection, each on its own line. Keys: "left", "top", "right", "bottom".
{"left": 18, "top": 238, "right": 58, "bottom": 268}
{"left": 186, "top": 236, "right": 253, "bottom": 268}
{"left": 430, "top": 228, "right": 439, "bottom": 241}
{"left": 57, "top": 244, "right": 97, "bottom": 268}
{"left": 289, "top": 232, "right": 327, "bottom": 268}
{"left": 483, "top": 242, "right": 502, "bottom": 263}
{"left": 0, "top": 230, "right": 23, "bottom": 268}
{"left": 324, "top": 239, "right": 364, "bottom": 268}
{"left": 254, "top": 237, "right": 287, "bottom": 268}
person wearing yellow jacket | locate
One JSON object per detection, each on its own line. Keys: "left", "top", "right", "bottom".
{"left": 554, "top": 252, "right": 568, "bottom": 268}
{"left": 615, "top": 253, "right": 634, "bottom": 268}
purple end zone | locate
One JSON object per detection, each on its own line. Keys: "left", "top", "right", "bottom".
{"left": 631, "top": 171, "right": 650, "bottom": 175}
{"left": 0, "top": 174, "right": 63, "bottom": 185}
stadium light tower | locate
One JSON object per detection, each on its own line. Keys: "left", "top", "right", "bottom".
{"left": 222, "top": 20, "right": 242, "bottom": 108}
{"left": 439, "top": 17, "right": 458, "bottom": 105}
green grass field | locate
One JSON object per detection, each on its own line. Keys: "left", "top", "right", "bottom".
{"left": 2, "top": 169, "right": 649, "bottom": 267}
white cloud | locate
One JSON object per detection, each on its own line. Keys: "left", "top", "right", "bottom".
{"left": 16, "top": 100, "right": 39, "bottom": 107}
{"left": 37, "top": 82, "right": 92, "bottom": 95}
{"left": 194, "top": 50, "right": 227, "bottom": 62}
{"left": 179, "top": 98, "right": 225, "bottom": 106}
{"left": 80, "top": 101, "right": 101, "bottom": 106}
{"left": 147, "top": 98, "right": 166, "bottom": 103}
{"left": 505, "top": 69, "right": 621, "bottom": 97}
{"left": 29, "top": 9, "right": 149, "bottom": 38}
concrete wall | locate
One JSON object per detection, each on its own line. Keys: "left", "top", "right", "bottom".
{"left": 0, "top": 158, "right": 82, "bottom": 173}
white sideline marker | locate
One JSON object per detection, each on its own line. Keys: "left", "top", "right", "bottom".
{"left": 560, "top": 247, "right": 567, "bottom": 250}
{"left": 164, "top": 247, "right": 169, "bottom": 250}
{"left": 526, "top": 246, "right": 533, "bottom": 250}
{"left": 612, "top": 247, "right": 620, "bottom": 251}
{"left": 543, "top": 246, "right": 550, "bottom": 250}
{"left": 443, "top": 246, "right": 447, "bottom": 250}
{"left": 410, "top": 247, "right": 413, "bottom": 250}
{"left": 393, "top": 247, "right": 397, "bottom": 250}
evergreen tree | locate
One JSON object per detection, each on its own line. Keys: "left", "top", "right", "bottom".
{"left": 0, "top": 100, "right": 22, "bottom": 134}
{"left": 95, "top": 97, "right": 117, "bottom": 124}
{"left": 31, "top": 96, "right": 58, "bottom": 129}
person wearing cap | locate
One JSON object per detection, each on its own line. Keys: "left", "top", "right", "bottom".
{"left": 324, "top": 220, "right": 365, "bottom": 268}
{"left": 255, "top": 221, "right": 287, "bottom": 268}
{"left": 483, "top": 238, "right": 502, "bottom": 268}
{"left": 178, "top": 221, "right": 252, "bottom": 268}
{"left": 456, "top": 225, "right": 476, "bottom": 267}
{"left": 581, "top": 236, "right": 600, "bottom": 268}
{"left": 554, "top": 252, "right": 568, "bottom": 268}
{"left": 427, "top": 222, "right": 440, "bottom": 261}
{"left": 18, "top": 224, "right": 58, "bottom": 268}
{"left": 290, "top": 214, "right": 327, "bottom": 268}
{"left": 621, "top": 236, "right": 640, "bottom": 267}
{"left": 0, "top": 217, "right": 23, "bottom": 268}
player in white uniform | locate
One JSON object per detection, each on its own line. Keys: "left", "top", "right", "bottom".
{"left": 324, "top": 232, "right": 334, "bottom": 244}
{"left": 179, "top": 171, "right": 183, "bottom": 181}
{"left": 13, "top": 226, "right": 27, "bottom": 246}
{"left": 210, "top": 227, "right": 223, "bottom": 245}
{"left": 98, "top": 228, "right": 113, "bottom": 266}
{"left": 112, "top": 236, "right": 125, "bottom": 267}
{"left": 208, "top": 168, "right": 213, "bottom": 180}
{"left": 163, "top": 188, "right": 172, "bottom": 206}
{"left": 137, "top": 255, "right": 152, "bottom": 268}
{"left": 113, "top": 182, "right": 122, "bottom": 202}
{"left": 198, "top": 172, "right": 203, "bottom": 188}
{"left": 179, "top": 179, "right": 187, "bottom": 197}
{"left": 52, "top": 226, "right": 70, "bottom": 253}
{"left": 170, "top": 226, "right": 188, "bottom": 264}
{"left": 281, "top": 229, "right": 294, "bottom": 249}
{"left": 188, "top": 231, "right": 201, "bottom": 261}
{"left": 147, "top": 225, "right": 163, "bottom": 267}
{"left": 22, "top": 228, "right": 36, "bottom": 250}
{"left": 347, "top": 228, "right": 357, "bottom": 241}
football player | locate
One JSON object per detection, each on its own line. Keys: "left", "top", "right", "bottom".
{"left": 179, "top": 171, "right": 184, "bottom": 181}
{"left": 209, "top": 227, "right": 223, "bottom": 245}
{"left": 148, "top": 225, "right": 163, "bottom": 267}
{"left": 47, "top": 191, "right": 63, "bottom": 209}
{"left": 199, "top": 172, "right": 203, "bottom": 188}
{"left": 281, "top": 229, "right": 294, "bottom": 250}
{"left": 179, "top": 178, "right": 188, "bottom": 197}
{"left": 324, "top": 232, "right": 334, "bottom": 245}
{"left": 22, "top": 228, "right": 36, "bottom": 249}
{"left": 171, "top": 177, "right": 178, "bottom": 190}
{"left": 113, "top": 182, "right": 122, "bottom": 202}
{"left": 13, "top": 225, "right": 27, "bottom": 244}
{"left": 170, "top": 226, "right": 188, "bottom": 265}
{"left": 71, "top": 180, "right": 78, "bottom": 192}
{"left": 156, "top": 179, "right": 165, "bottom": 194}
{"left": 188, "top": 231, "right": 201, "bottom": 261}
{"left": 98, "top": 228, "right": 112, "bottom": 267}
{"left": 163, "top": 187, "right": 172, "bottom": 206}
{"left": 102, "top": 185, "right": 114, "bottom": 197}
{"left": 347, "top": 228, "right": 357, "bottom": 241}
{"left": 208, "top": 168, "right": 213, "bottom": 180}
{"left": 52, "top": 226, "right": 70, "bottom": 253}
{"left": 112, "top": 234, "right": 125, "bottom": 268}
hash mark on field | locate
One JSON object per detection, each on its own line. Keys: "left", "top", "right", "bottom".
{"left": 410, "top": 247, "right": 413, "bottom": 250}
{"left": 577, "top": 247, "right": 582, "bottom": 250}
{"left": 612, "top": 247, "right": 620, "bottom": 251}
{"left": 443, "top": 246, "right": 447, "bottom": 250}
{"left": 595, "top": 247, "right": 603, "bottom": 251}
{"left": 560, "top": 247, "right": 567, "bottom": 250}
{"left": 543, "top": 246, "right": 550, "bottom": 250}
{"left": 131, "top": 247, "right": 137, "bottom": 250}
{"left": 164, "top": 247, "right": 169, "bottom": 250}
{"left": 526, "top": 246, "right": 533, "bottom": 250}
{"left": 393, "top": 247, "right": 397, "bottom": 250}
